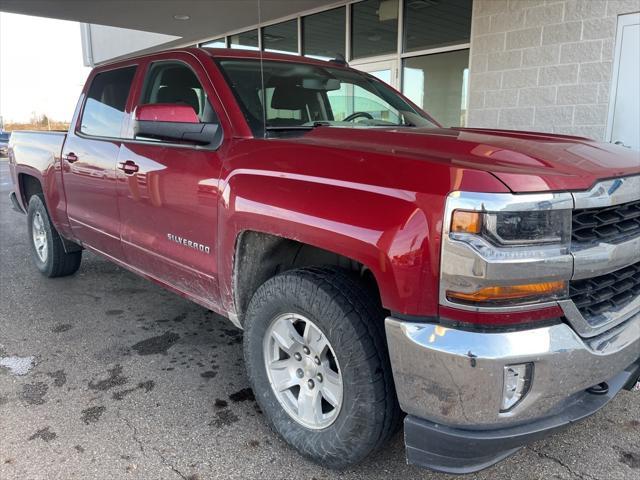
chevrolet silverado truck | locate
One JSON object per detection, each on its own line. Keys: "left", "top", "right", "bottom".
{"left": 7, "top": 48, "right": 640, "bottom": 474}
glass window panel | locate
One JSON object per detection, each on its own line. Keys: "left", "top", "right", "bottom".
{"left": 229, "top": 30, "right": 259, "bottom": 50}
{"left": 80, "top": 66, "right": 136, "bottom": 138}
{"left": 217, "top": 58, "right": 435, "bottom": 136}
{"left": 368, "top": 68, "right": 392, "bottom": 85}
{"left": 201, "top": 38, "right": 226, "bottom": 48}
{"left": 327, "top": 84, "right": 401, "bottom": 123}
{"left": 403, "top": 0, "right": 472, "bottom": 53}
{"left": 263, "top": 19, "right": 298, "bottom": 54}
{"left": 351, "top": 0, "right": 398, "bottom": 60}
{"left": 402, "top": 49, "right": 469, "bottom": 127}
{"left": 140, "top": 62, "right": 216, "bottom": 125}
{"left": 302, "top": 7, "right": 345, "bottom": 60}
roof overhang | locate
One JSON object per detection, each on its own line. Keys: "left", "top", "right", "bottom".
{"left": 1, "top": 0, "right": 341, "bottom": 63}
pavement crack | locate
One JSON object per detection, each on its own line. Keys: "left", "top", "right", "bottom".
{"left": 120, "top": 413, "right": 145, "bottom": 457}
{"left": 120, "top": 412, "right": 187, "bottom": 479}
{"left": 151, "top": 446, "right": 189, "bottom": 480}
{"left": 527, "top": 446, "right": 599, "bottom": 480}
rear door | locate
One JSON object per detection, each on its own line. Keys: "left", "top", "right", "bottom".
{"left": 62, "top": 65, "right": 137, "bottom": 258}
{"left": 116, "top": 54, "right": 225, "bottom": 309}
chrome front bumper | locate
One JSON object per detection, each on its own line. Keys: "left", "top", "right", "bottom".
{"left": 385, "top": 312, "right": 640, "bottom": 428}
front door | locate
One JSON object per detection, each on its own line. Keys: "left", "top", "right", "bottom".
{"left": 116, "top": 58, "right": 223, "bottom": 309}
{"left": 62, "top": 65, "right": 137, "bottom": 259}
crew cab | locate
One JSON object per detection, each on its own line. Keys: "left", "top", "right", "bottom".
{"left": 7, "top": 48, "right": 640, "bottom": 473}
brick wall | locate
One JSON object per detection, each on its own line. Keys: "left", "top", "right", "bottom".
{"left": 467, "top": 0, "right": 640, "bottom": 140}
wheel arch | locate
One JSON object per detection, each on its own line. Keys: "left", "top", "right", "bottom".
{"left": 229, "top": 229, "right": 387, "bottom": 326}
{"left": 17, "top": 172, "right": 44, "bottom": 206}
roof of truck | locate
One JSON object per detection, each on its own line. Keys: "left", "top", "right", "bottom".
{"left": 201, "top": 47, "right": 348, "bottom": 67}
{"left": 99, "top": 47, "right": 349, "bottom": 70}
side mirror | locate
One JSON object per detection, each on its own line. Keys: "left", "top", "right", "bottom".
{"left": 133, "top": 104, "right": 220, "bottom": 146}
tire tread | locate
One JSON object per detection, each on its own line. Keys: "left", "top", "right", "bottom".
{"left": 243, "top": 266, "right": 401, "bottom": 469}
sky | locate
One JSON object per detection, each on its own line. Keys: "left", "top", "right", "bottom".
{"left": 0, "top": 13, "right": 91, "bottom": 123}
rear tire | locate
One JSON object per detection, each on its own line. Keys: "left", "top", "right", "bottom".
{"left": 27, "top": 195, "right": 82, "bottom": 277}
{"left": 243, "top": 267, "right": 401, "bottom": 469}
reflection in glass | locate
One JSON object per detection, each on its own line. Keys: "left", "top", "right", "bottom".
{"left": 403, "top": 0, "right": 472, "bottom": 53}
{"left": 368, "top": 69, "right": 392, "bottom": 85}
{"left": 218, "top": 58, "right": 436, "bottom": 136}
{"left": 402, "top": 49, "right": 469, "bottom": 127}
{"left": 351, "top": 0, "right": 398, "bottom": 60}
{"left": 201, "top": 38, "right": 226, "bottom": 48}
{"left": 229, "top": 30, "right": 259, "bottom": 50}
{"left": 80, "top": 66, "right": 136, "bottom": 138}
{"left": 263, "top": 19, "right": 298, "bottom": 54}
{"left": 302, "top": 7, "right": 346, "bottom": 60}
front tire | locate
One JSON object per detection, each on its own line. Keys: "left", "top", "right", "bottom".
{"left": 243, "top": 267, "right": 400, "bottom": 469}
{"left": 27, "top": 195, "right": 82, "bottom": 277}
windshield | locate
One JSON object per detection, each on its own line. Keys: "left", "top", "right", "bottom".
{"left": 216, "top": 59, "right": 437, "bottom": 136}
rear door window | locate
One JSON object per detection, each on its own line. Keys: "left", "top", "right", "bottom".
{"left": 80, "top": 66, "right": 136, "bottom": 138}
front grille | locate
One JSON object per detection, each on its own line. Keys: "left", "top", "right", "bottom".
{"left": 569, "top": 261, "right": 640, "bottom": 319}
{"left": 572, "top": 199, "right": 640, "bottom": 244}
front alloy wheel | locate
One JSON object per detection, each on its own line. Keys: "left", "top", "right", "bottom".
{"left": 243, "top": 267, "right": 401, "bottom": 469}
{"left": 264, "top": 313, "right": 343, "bottom": 430}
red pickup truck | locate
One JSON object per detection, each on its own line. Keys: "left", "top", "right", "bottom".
{"left": 8, "top": 48, "right": 640, "bottom": 473}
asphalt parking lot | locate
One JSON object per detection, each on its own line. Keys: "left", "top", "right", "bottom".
{"left": 0, "top": 158, "right": 638, "bottom": 480}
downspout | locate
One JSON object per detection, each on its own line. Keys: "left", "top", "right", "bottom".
{"left": 80, "top": 23, "right": 94, "bottom": 67}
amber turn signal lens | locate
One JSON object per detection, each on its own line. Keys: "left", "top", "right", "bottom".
{"left": 451, "top": 210, "right": 482, "bottom": 234}
{"left": 447, "top": 281, "right": 566, "bottom": 303}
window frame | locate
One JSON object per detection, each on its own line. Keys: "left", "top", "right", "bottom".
{"left": 262, "top": 19, "right": 299, "bottom": 55}
{"left": 301, "top": 6, "right": 346, "bottom": 60}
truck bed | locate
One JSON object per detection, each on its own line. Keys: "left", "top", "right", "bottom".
{"left": 9, "top": 130, "right": 67, "bottom": 172}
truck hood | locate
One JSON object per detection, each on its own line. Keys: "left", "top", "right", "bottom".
{"left": 296, "top": 126, "right": 640, "bottom": 192}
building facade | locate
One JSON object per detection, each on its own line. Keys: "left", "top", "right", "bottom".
{"left": 79, "top": 0, "right": 639, "bottom": 149}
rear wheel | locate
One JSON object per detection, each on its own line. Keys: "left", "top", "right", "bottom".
{"left": 243, "top": 267, "right": 401, "bottom": 468}
{"left": 27, "top": 195, "right": 82, "bottom": 277}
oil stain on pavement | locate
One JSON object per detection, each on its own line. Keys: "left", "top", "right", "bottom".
{"left": 112, "top": 380, "right": 155, "bottom": 401}
{"left": 28, "top": 427, "right": 57, "bottom": 443}
{"left": 88, "top": 365, "right": 128, "bottom": 391}
{"left": 46, "top": 369, "right": 67, "bottom": 387}
{"left": 131, "top": 332, "right": 180, "bottom": 355}
{"left": 80, "top": 406, "right": 106, "bottom": 424}
{"left": 19, "top": 382, "right": 48, "bottom": 405}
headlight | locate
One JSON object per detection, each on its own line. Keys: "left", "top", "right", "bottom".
{"left": 451, "top": 209, "right": 571, "bottom": 247}
{"left": 440, "top": 191, "right": 574, "bottom": 314}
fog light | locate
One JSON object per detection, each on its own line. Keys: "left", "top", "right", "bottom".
{"left": 501, "top": 363, "right": 533, "bottom": 412}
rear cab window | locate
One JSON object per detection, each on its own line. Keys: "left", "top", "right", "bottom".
{"left": 80, "top": 66, "right": 137, "bottom": 138}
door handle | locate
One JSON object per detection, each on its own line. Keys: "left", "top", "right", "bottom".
{"left": 63, "top": 152, "right": 79, "bottom": 163}
{"left": 117, "top": 160, "right": 139, "bottom": 175}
